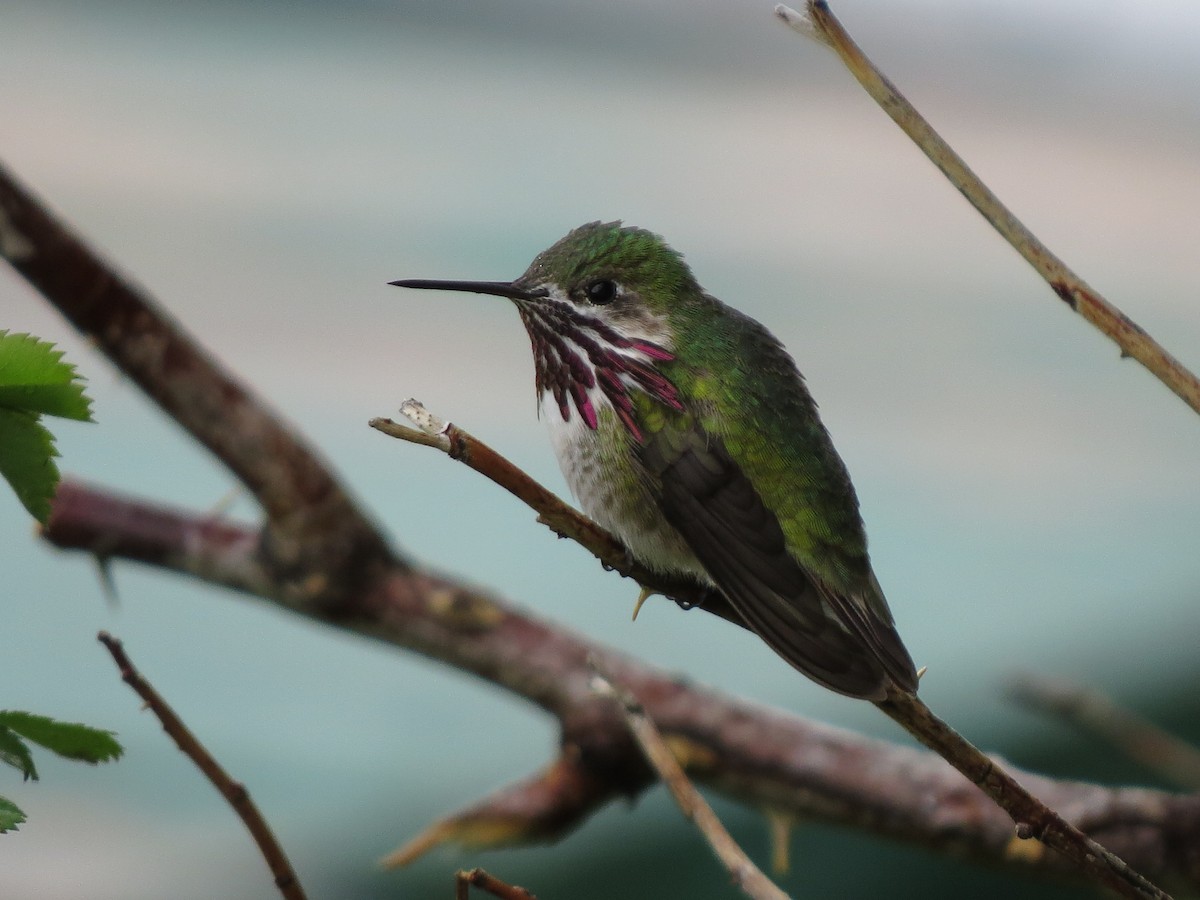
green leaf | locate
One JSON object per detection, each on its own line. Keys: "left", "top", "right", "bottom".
{"left": 0, "top": 727, "right": 37, "bottom": 781}
{"left": 0, "top": 331, "right": 93, "bottom": 421}
{"left": 0, "top": 331, "right": 94, "bottom": 522}
{"left": 0, "top": 795, "right": 26, "bottom": 833}
{"left": 0, "top": 407, "right": 60, "bottom": 522}
{"left": 0, "top": 712, "right": 122, "bottom": 765}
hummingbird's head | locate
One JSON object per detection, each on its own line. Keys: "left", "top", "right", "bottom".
{"left": 513, "top": 221, "right": 698, "bottom": 321}
{"left": 392, "top": 221, "right": 689, "bottom": 439}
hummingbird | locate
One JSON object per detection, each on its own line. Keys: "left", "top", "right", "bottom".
{"left": 392, "top": 221, "right": 917, "bottom": 701}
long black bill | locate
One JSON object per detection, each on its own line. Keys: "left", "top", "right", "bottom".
{"left": 389, "top": 278, "right": 545, "bottom": 301}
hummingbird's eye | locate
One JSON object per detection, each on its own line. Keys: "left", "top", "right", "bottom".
{"left": 584, "top": 279, "right": 617, "bottom": 305}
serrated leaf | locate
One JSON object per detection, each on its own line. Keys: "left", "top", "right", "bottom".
{"left": 0, "top": 407, "right": 60, "bottom": 523}
{"left": 0, "top": 712, "right": 122, "bottom": 765}
{"left": 0, "top": 331, "right": 93, "bottom": 422}
{"left": 0, "top": 795, "right": 26, "bottom": 833}
{"left": 0, "top": 727, "right": 37, "bottom": 781}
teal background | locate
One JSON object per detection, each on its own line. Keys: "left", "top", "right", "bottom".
{"left": 2, "top": 1, "right": 1199, "bottom": 897}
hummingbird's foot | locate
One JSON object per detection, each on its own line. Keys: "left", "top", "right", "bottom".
{"left": 631, "top": 586, "right": 656, "bottom": 622}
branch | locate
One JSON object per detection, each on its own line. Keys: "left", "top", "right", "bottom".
{"left": 1010, "top": 675, "right": 1200, "bottom": 791}
{"left": 376, "top": 404, "right": 1165, "bottom": 899}
{"left": 370, "top": 404, "right": 739, "bottom": 626}
{"left": 775, "top": 1, "right": 1200, "bottom": 416}
{"left": 455, "top": 869, "right": 536, "bottom": 900}
{"left": 877, "top": 690, "right": 1167, "bottom": 899}
{"left": 0, "top": 158, "right": 396, "bottom": 599}
{"left": 44, "top": 482, "right": 1200, "bottom": 891}
{"left": 97, "top": 632, "right": 307, "bottom": 900}
{"left": 591, "top": 664, "right": 791, "bottom": 900}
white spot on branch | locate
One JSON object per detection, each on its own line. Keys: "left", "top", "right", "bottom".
{"left": 774, "top": 3, "right": 830, "bottom": 47}
{"left": 400, "top": 398, "right": 450, "bottom": 436}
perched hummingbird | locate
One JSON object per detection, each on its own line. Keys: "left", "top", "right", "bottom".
{"left": 393, "top": 222, "right": 917, "bottom": 700}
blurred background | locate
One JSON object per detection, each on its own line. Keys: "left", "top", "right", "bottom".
{"left": 3, "top": 0, "right": 1199, "bottom": 896}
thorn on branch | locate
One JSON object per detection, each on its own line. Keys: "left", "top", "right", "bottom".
{"left": 93, "top": 553, "right": 120, "bottom": 608}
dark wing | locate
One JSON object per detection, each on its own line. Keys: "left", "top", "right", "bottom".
{"left": 641, "top": 423, "right": 917, "bottom": 700}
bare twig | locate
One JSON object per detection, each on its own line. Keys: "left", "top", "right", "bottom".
{"left": 455, "top": 868, "right": 537, "bottom": 900}
{"left": 370, "top": 405, "right": 628, "bottom": 577}
{"left": 591, "top": 664, "right": 791, "bottom": 900}
{"left": 775, "top": 1, "right": 1200, "bottom": 417}
{"left": 370, "top": 404, "right": 741, "bottom": 626}
{"left": 878, "top": 690, "right": 1168, "bottom": 900}
{"left": 97, "top": 632, "right": 307, "bottom": 900}
{"left": 1010, "top": 675, "right": 1200, "bottom": 790}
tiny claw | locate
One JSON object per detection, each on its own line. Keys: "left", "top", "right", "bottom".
{"left": 631, "top": 586, "right": 655, "bottom": 622}
{"left": 916, "top": 665, "right": 928, "bottom": 681}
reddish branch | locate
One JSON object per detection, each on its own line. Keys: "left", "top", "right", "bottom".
{"left": 369, "top": 411, "right": 739, "bottom": 626}
{"left": 455, "top": 868, "right": 537, "bottom": 900}
{"left": 98, "top": 632, "right": 307, "bottom": 900}
{"left": 4, "top": 145, "right": 1199, "bottom": 893}
{"left": 0, "top": 159, "right": 395, "bottom": 601}
{"left": 45, "top": 481, "right": 1200, "bottom": 889}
